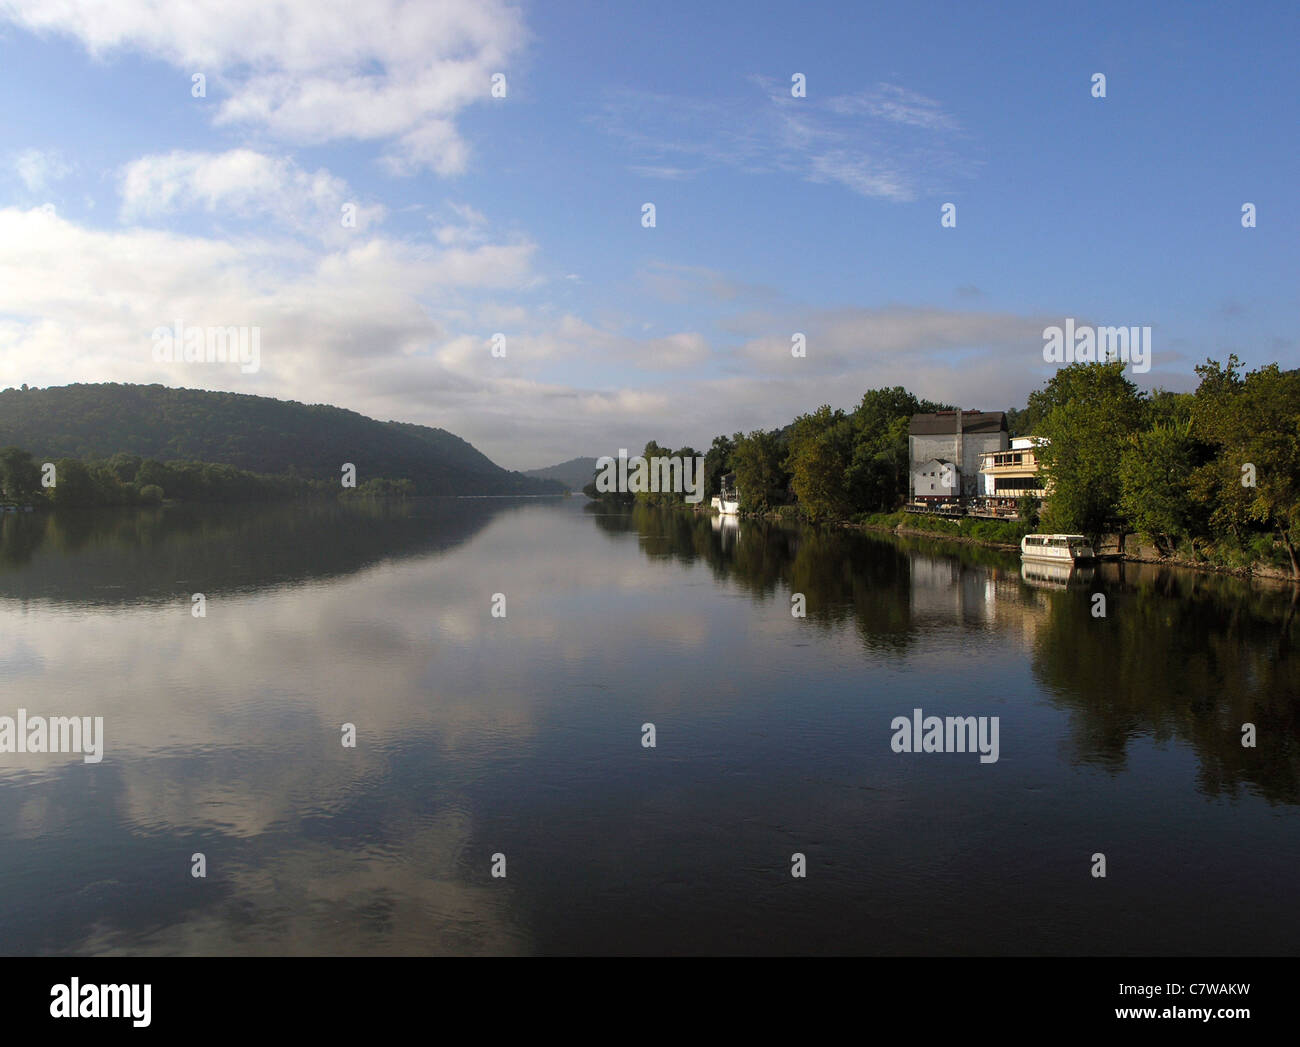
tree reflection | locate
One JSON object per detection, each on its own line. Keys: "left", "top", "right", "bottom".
{"left": 617, "top": 505, "right": 1300, "bottom": 806}
{"left": 1032, "top": 563, "right": 1300, "bottom": 803}
{"left": 0, "top": 498, "right": 514, "bottom": 606}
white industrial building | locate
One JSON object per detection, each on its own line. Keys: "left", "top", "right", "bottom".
{"left": 908, "top": 411, "right": 1008, "bottom": 504}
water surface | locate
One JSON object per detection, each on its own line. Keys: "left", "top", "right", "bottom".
{"left": 1, "top": 497, "right": 1297, "bottom": 955}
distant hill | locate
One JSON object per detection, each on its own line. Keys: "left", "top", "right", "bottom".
{"left": 522, "top": 456, "right": 600, "bottom": 491}
{"left": 0, "top": 383, "right": 564, "bottom": 496}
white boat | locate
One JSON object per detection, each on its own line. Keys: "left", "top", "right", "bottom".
{"left": 1020, "top": 533, "right": 1096, "bottom": 563}
{"left": 710, "top": 473, "right": 740, "bottom": 516}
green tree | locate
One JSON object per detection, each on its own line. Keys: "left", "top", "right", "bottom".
{"left": 671, "top": 445, "right": 701, "bottom": 506}
{"left": 731, "top": 429, "right": 789, "bottom": 512}
{"left": 846, "top": 414, "right": 911, "bottom": 512}
{"left": 1004, "top": 406, "right": 1030, "bottom": 437}
{"left": 583, "top": 456, "right": 633, "bottom": 506}
{"left": 634, "top": 440, "right": 671, "bottom": 507}
{"left": 1119, "top": 421, "right": 1196, "bottom": 556}
{"left": 107, "top": 452, "right": 143, "bottom": 484}
{"left": 47, "top": 458, "right": 99, "bottom": 507}
{"left": 1016, "top": 493, "right": 1041, "bottom": 528}
{"left": 1144, "top": 389, "right": 1194, "bottom": 429}
{"left": 786, "top": 406, "right": 855, "bottom": 522}
{"left": 854, "top": 387, "right": 923, "bottom": 434}
{"left": 137, "top": 460, "right": 173, "bottom": 490}
{"left": 0, "top": 447, "right": 42, "bottom": 501}
{"left": 1191, "top": 356, "right": 1300, "bottom": 577}
{"left": 703, "top": 434, "right": 735, "bottom": 499}
{"left": 848, "top": 388, "right": 947, "bottom": 513}
{"left": 1034, "top": 362, "right": 1146, "bottom": 542}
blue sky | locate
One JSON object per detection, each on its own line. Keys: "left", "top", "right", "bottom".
{"left": 0, "top": 0, "right": 1295, "bottom": 468}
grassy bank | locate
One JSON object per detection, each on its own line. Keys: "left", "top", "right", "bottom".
{"left": 855, "top": 510, "right": 1031, "bottom": 547}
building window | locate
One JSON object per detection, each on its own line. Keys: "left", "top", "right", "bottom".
{"left": 994, "top": 476, "right": 1042, "bottom": 492}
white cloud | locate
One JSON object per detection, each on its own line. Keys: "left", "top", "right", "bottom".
{"left": 728, "top": 305, "right": 1051, "bottom": 373}
{"left": 380, "top": 120, "right": 471, "bottom": 177}
{"left": 0, "top": 205, "right": 536, "bottom": 396}
{"left": 433, "top": 200, "right": 489, "bottom": 245}
{"left": 598, "top": 78, "right": 971, "bottom": 202}
{"left": 11, "top": 148, "right": 72, "bottom": 192}
{"left": 0, "top": 0, "right": 526, "bottom": 175}
{"left": 640, "top": 262, "right": 779, "bottom": 307}
{"left": 824, "top": 84, "right": 960, "bottom": 131}
{"left": 120, "top": 149, "right": 385, "bottom": 236}
{"left": 482, "top": 314, "right": 713, "bottom": 373}
{"left": 628, "top": 164, "right": 696, "bottom": 180}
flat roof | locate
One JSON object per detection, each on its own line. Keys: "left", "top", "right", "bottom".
{"left": 909, "top": 410, "right": 1006, "bottom": 436}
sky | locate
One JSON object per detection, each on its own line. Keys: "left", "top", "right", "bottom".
{"left": 0, "top": 0, "right": 1296, "bottom": 470}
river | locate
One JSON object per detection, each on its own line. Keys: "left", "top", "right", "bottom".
{"left": 1, "top": 496, "right": 1296, "bottom": 954}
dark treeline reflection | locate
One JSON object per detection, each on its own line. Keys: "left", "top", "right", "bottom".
{"left": 599, "top": 503, "right": 1300, "bottom": 806}
{"left": 588, "top": 501, "right": 932, "bottom": 653}
{"left": 0, "top": 498, "right": 540, "bottom": 606}
{"left": 1033, "top": 561, "right": 1300, "bottom": 805}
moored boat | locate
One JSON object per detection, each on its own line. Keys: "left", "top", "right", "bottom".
{"left": 710, "top": 472, "right": 740, "bottom": 516}
{"left": 1020, "top": 533, "right": 1096, "bottom": 563}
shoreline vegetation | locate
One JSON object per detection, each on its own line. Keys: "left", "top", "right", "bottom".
{"left": 679, "top": 502, "right": 1299, "bottom": 585}
{"left": 0, "top": 446, "right": 424, "bottom": 508}
{"left": 0, "top": 383, "right": 565, "bottom": 503}
{"left": 0, "top": 454, "right": 573, "bottom": 510}
{"left": 590, "top": 356, "right": 1300, "bottom": 583}
{"left": 841, "top": 511, "right": 1293, "bottom": 584}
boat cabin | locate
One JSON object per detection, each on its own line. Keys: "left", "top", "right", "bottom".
{"left": 1020, "top": 534, "right": 1096, "bottom": 562}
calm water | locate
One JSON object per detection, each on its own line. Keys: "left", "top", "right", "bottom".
{"left": 1, "top": 497, "right": 1297, "bottom": 955}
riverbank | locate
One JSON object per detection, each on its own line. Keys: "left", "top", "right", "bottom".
{"left": 702, "top": 503, "right": 1298, "bottom": 584}
{"left": 869, "top": 515, "right": 1295, "bottom": 583}
{"left": 854, "top": 520, "right": 1020, "bottom": 551}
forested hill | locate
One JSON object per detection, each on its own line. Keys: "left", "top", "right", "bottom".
{"left": 0, "top": 383, "right": 564, "bottom": 496}
{"left": 522, "top": 457, "right": 600, "bottom": 491}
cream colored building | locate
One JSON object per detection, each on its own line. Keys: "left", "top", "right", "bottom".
{"left": 978, "top": 436, "right": 1049, "bottom": 511}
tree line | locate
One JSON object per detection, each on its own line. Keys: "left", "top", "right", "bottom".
{"left": 1032, "top": 356, "right": 1298, "bottom": 576}
{"left": 585, "top": 357, "right": 1299, "bottom": 577}
{"left": 0, "top": 383, "right": 563, "bottom": 496}
{"left": 0, "top": 448, "right": 334, "bottom": 507}
{"left": 584, "top": 388, "right": 950, "bottom": 518}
